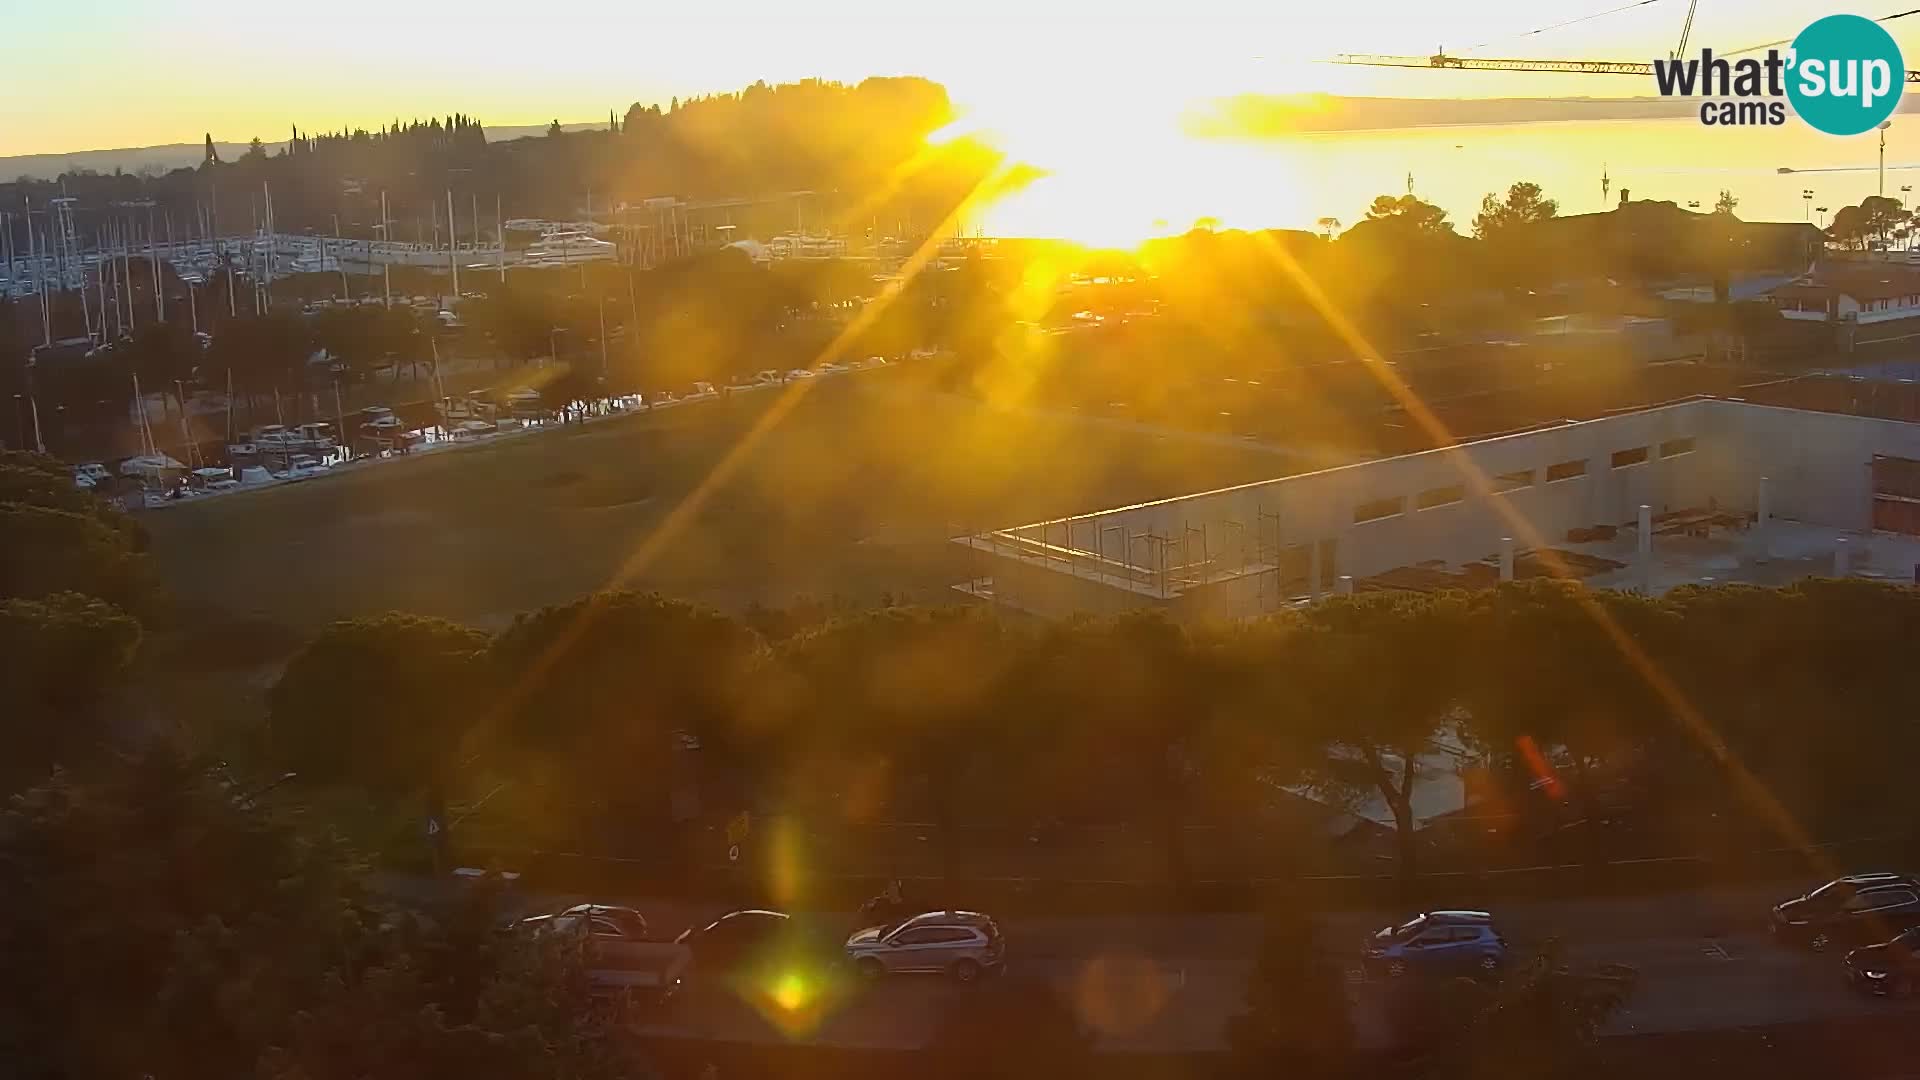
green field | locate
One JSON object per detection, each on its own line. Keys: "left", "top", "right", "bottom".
{"left": 145, "top": 369, "right": 1303, "bottom": 638}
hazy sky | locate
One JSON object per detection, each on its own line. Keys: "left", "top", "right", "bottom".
{"left": 4, "top": 0, "right": 1914, "bottom": 156}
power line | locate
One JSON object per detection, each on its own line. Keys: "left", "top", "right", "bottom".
{"left": 1460, "top": 0, "right": 1669, "bottom": 54}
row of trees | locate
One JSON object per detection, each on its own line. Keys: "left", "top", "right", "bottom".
{"left": 0, "top": 747, "right": 638, "bottom": 1079}
{"left": 1, "top": 76, "right": 995, "bottom": 258}
{"left": 260, "top": 576, "right": 1920, "bottom": 889}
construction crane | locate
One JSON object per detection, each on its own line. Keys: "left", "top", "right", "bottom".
{"left": 1331, "top": 51, "right": 1920, "bottom": 82}
{"left": 1333, "top": 1, "right": 1920, "bottom": 82}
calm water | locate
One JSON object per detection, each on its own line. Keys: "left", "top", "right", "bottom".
{"left": 979, "top": 115, "right": 1920, "bottom": 242}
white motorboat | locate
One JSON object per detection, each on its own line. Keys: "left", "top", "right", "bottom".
{"left": 190, "top": 466, "right": 239, "bottom": 491}
{"left": 276, "top": 454, "right": 329, "bottom": 481}
{"left": 506, "top": 389, "right": 545, "bottom": 419}
{"left": 73, "top": 463, "right": 112, "bottom": 489}
{"left": 120, "top": 453, "right": 186, "bottom": 478}
{"left": 359, "top": 406, "right": 402, "bottom": 432}
{"left": 290, "top": 422, "right": 337, "bottom": 451}
{"left": 524, "top": 229, "right": 617, "bottom": 264}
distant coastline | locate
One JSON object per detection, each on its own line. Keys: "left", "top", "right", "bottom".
{"left": 13, "top": 92, "right": 1920, "bottom": 180}
{"left": 1185, "top": 92, "right": 1920, "bottom": 137}
{"left": 0, "top": 121, "right": 606, "bottom": 182}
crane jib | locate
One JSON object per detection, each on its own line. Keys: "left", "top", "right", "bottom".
{"left": 1329, "top": 54, "right": 1920, "bottom": 83}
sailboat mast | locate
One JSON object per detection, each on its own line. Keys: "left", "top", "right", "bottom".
{"left": 381, "top": 189, "right": 392, "bottom": 309}
{"left": 150, "top": 205, "right": 163, "bottom": 323}
{"left": 447, "top": 189, "right": 460, "bottom": 297}
{"left": 123, "top": 216, "right": 136, "bottom": 333}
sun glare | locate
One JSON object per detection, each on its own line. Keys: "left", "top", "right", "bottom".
{"left": 944, "top": 72, "right": 1316, "bottom": 249}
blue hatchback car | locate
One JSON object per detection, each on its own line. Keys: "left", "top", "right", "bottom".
{"left": 1363, "top": 910, "right": 1509, "bottom": 979}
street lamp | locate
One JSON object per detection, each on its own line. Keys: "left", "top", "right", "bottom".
{"left": 1817, "top": 206, "right": 1830, "bottom": 228}
{"left": 1881, "top": 120, "right": 1894, "bottom": 196}
{"left": 1803, "top": 189, "right": 1815, "bottom": 220}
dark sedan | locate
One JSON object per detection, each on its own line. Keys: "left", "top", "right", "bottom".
{"left": 1845, "top": 927, "right": 1920, "bottom": 996}
{"left": 673, "top": 909, "right": 808, "bottom": 977}
{"left": 1771, "top": 874, "right": 1920, "bottom": 952}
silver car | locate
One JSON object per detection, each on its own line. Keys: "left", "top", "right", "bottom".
{"left": 844, "top": 910, "right": 1005, "bottom": 982}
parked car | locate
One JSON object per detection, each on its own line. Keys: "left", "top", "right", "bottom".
{"left": 1845, "top": 926, "right": 1920, "bottom": 996}
{"left": 1363, "top": 911, "right": 1509, "bottom": 979}
{"left": 674, "top": 909, "right": 807, "bottom": 977}
{"left": 844, "top": 910, "right": 1004, "bottom": 983}
{"left": 1771, "top": 874, "right": 1920, "bottom": 951}
{"left": 518, "top": 903, "right": 690, "bottom": 1001}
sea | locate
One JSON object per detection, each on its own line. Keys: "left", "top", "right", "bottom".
{"left": 975, "top": 114, "right": 1920, "bottom": 242}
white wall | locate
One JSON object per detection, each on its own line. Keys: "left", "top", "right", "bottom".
{"left": 974, "top": 400, "right": 1920, "bottom": 617}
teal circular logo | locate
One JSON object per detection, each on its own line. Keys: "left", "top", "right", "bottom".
{"left": 1788, "top": 14, "right": 1904, "bottom": 135}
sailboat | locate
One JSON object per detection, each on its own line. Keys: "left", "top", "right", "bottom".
{"left": 119, "top": 373, "right": 186, "bottom": 481}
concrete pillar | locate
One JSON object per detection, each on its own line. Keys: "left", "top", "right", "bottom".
{"left": 1336, "top": 575, "right": 1354, "bottom": 596}
{"left": 1756, "top": 476, "right": 1771, "bottom": 529}
{"left": 1499, "top": 536, "right": 1515, "bottom": 583}
{"left": 1834, "top": 537, "right": 1849, "bottom": 577}
{"left": 1308, "top": 538, "right": 1322, "bottom": 602}
{"left": 1638, "top": 504, "right": 1653, "bottom": 593}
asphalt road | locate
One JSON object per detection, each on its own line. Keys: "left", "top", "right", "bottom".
{"left": 432, "top": 878, "right": 1920, "bottom": 1052}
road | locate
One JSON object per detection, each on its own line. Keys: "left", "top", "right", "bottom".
{"left": 398, "top": 876, "right": 1920, "bottom": 1052}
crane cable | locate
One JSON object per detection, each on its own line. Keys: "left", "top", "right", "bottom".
{"left": 1459, "top": 0, "right": 1668, "bottom": 55}
{"left": 1721, "top": 7, "right": 1920, "bottom": 59}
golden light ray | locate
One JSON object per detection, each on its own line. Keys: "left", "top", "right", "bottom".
{"left": 1247, "top": 230, "right": 1826, "bottom": 864}
{"left": 833, "top": 131, "right": 992, "bottom": 237}
{"left": 477, "top": 161, "right": 1019, "bottom": 749}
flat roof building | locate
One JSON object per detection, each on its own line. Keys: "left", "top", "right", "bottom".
{"left": 954, "top": 399, "right": 1920, "bottom": 620}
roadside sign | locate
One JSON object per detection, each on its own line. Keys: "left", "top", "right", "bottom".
{"left": 425, "top": 816, "right": 444, "bottom": 840}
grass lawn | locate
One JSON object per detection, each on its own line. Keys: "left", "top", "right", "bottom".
{"left": 144, "top": 367, "right": 1303, "bottom": 638}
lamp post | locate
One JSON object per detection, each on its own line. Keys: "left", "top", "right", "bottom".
{"left": 1881, "top": 120, "right": 1893, "bottom": 196}
{"left": 1817, "top": 206, "right": 1830, "bottom": 228}
{"left": 1804, "top": 189, "right": 1815, "bottom": 220}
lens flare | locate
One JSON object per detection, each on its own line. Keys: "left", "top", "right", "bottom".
{"left": 771, "top": 971, "right": 811, "bottom": 1012}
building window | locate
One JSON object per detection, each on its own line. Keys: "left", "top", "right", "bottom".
{"left": 1492, "top": 469, "right": 1533, "bottom": 493}
{"left": 1611, "top": 446, "right": 1649, "bottom": 469}
{"left": 1417, "top": 484, "right": 1465, "bottom": 510}
{"left": 1353, "top": 496, "right": 1405, "bottom": 523}
{"left": 1546, "top": 459, "right": 1588, "bottom": 483}
{"left": 1659, "top": 437, "right": 1696, "bottom": 458}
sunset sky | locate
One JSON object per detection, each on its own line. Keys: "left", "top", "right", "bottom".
{"left": 5, "top": 0, "right": 1911, "bottom": 158}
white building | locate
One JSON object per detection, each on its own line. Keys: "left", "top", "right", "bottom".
{"left": 955, "top": 399, "right": 1920, "bottom": 621}
{"left": 1772, "top": 267, "right": 1920, "bottom": 324}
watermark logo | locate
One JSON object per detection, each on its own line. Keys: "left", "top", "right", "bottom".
{"left": 1787, "top": 14, "right": 1903, "bottom": 135}
{"left": 1650, "top": 13, "right": 1903, "bottom": 133}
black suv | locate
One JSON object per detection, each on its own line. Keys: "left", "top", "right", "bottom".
{"left": 1845, "top": 927, "right": 1920, "bottom": 996}
{"left": 1771, "top": 873, "right": 1920, "bottom": 952}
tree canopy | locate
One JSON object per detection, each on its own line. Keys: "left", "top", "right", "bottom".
{"left": 1473, "top": 181, "right": 1559, "bottom": 240}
